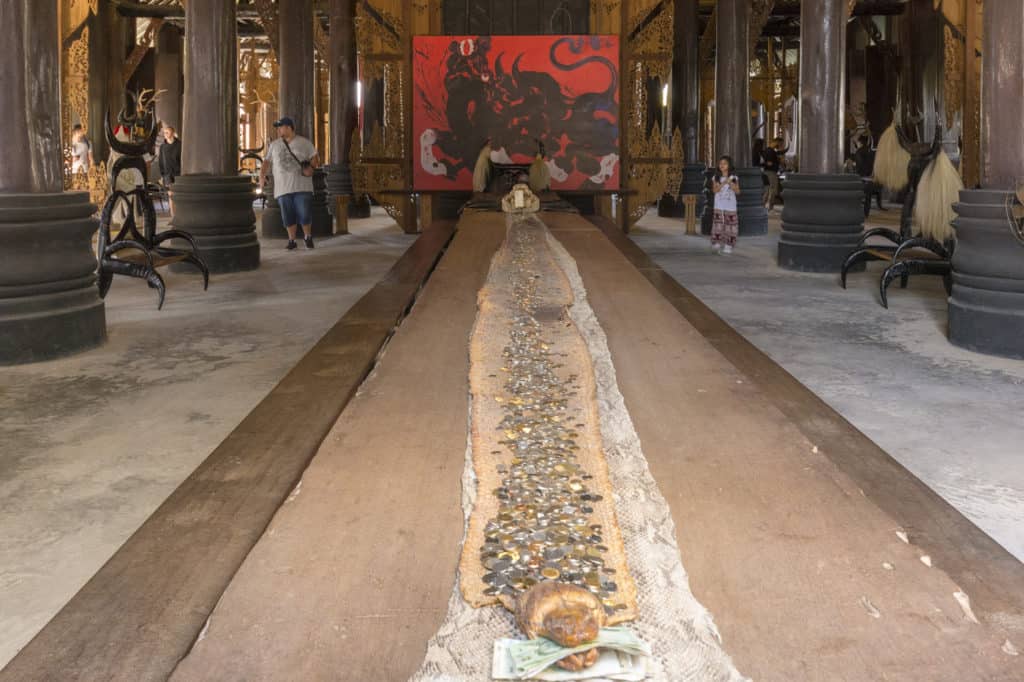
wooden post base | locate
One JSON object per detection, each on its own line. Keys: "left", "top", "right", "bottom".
{"left": 334, "top": 195, "right": 350, "bottom": 235}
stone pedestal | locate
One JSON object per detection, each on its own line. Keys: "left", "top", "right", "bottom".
{"left": 171, "top": 175, "right": 259, "bottom": 272}
{"left": 779, "top": 174, "right": 865, "bottom": 272}
{"left": 657, "top": 194, "right": 684, "bottom": 218}
{"left": 700, "top": 168, "right": 715, "bottom": 235}
{"left": 260, "top": 188, "right": 333, "bottom": 238}
{"left": 0, "top": 193, "right": 106, "bottom": 364}
{"left": 310, "top": 169, "right": 333, "bottom": 237}
{"left": 261, "top": 196, "right": 284, "bottom": 238}
{"left": 735, "top": 168, "right": 768, "bottom": 236}
{"left": 683, "top": 163, "right": 707, "bottom": 223}
{"left": 323, "top": 163, "right": 354, "bottom": 232}
{"left": 949, "top": 190, "right": 1024, "bottom": 359}
{"left": 1, "top": 1, "right": 106, "bottom": 364}
{"left": 662, "top": 165, "right": 708, "bottom": 221}
{"left": 699, "top": 168, "right": 764, "bottom": 236}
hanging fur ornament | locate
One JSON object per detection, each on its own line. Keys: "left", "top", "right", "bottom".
{"left": 912, "top": 149, "right": 963, "bottom": 243}
{"left": 472, "top": 142, "right": 493, "bottom": 192}
{"left": 874, "top": 123, "right": 911, "bottom": 192}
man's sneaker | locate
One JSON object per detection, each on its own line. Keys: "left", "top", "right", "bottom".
{"left": 723, "top": 244, "right": 734, "bottom": 255}
{"left": 304, "top": 235, "right": 315, "bottom": 249}
{"left": 286, "top": 239, "right": 298, "bottom": 251}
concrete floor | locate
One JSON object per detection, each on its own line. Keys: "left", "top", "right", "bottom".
{"left": 0, "top": 210, "right": 414, "bottom": 669}
{"left": 631, "top": 208, "right": 1024, "bottom": 563}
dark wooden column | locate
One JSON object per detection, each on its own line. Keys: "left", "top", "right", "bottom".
{"left": 980, "top": 7, "right": 1024, "bottom": 190}
{"left": 278, "top": 0, "right": 315, "bottom": 136}
{"left": 714, "top": 0, "right": 749, "bottom": 167}
{"left": 155, "top": 23, "right": 183, "bottom": 129}
{"left": 674, "top": 0, "right": 700, "bottom": 165}
{"left": 778, "top": 0, "right": 864, "bottom": 272}
{"left": 324, "top": 0, "right": 368, "bottom": 230}
{"left": 80, "top": 0, "right": 129, "bottom": 161}
{"left": 659, "top": 0, "right": 704, "bottom": 219}
{"left": 173, "top": 0, "right": 260, "bottom": 272}
{"left": 0, "top": 0, "right": 106, "bottom": 363}
{"left": 677, "top": 0, "right": 705, "bottom": 212}
{"left": 797, "top": 0, "right": 845, "bottom": 175}
{"left": 949, "top": 3, "right": 1024, "bottom": 358}
{"left": 713, "top": 0, "right": 766, "bottom": 235}
{"left": 183, "top": 0, "right": 238, "bottom": 175}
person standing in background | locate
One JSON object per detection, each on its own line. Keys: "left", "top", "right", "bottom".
{"left": 711, "top": 155, "right": 741, "bottom": 255}
{"left": 70, "top": 124, "right": 94, "bottom": 174}
{"left": 762, "top": 137, "right": 783, "bottom": 210}
{"left": 158, "top": 125, "right": 182, "bottom": 215}
{"left": 259, "top": 116, "right": 320, "bottom": 250}
{"left": 158, "top": 125, "right": 182, "bottom": 187}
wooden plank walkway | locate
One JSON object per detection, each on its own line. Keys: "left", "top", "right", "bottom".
{"left": 1, "top": 222, "right": 456, "bottom": 682}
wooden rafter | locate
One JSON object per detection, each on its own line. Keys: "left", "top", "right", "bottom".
{"left": 699, "top": 4, "right": 717, "bottom": 67}
{"left": 122, "top": 17, "right": 164, "bottom": 84}
{"left": 252, "top": 0, "right": 280, "bottom": 58}
{"left": 749, "top": 0, "right": 775, "bottom": 53}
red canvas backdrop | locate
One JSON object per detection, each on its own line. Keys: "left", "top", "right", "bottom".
{"left": 413, "top": 35, "right": 620, "bottom": 191}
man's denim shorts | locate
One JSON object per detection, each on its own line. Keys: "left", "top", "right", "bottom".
{"left": 278, "top": 191, "right": 313, "bottom": 227}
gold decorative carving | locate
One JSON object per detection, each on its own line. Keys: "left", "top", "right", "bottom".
{"left": 665, "top": 127, "right": 684, "bottom": 196}
{"left": 352, "top": 2, "right": 410, "bottom": 225}
{"left": 62, "top": 25, "right": 90, "bottom": 137}
{"left": 253, "top": 0, "right": 280, "bottom": 58}
{"left": 750, "top": 1, "right": 775, "bottom": 54}
{"left": 313, "top": 16, "right": 330, "bottom": 60}
{"left": 623, "top": 0, "right": 674, "bottom": 228}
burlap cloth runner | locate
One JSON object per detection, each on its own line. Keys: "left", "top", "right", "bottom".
{"left": 411, "top": 214, "right": 746, "bottom": 681}
{"left": 458, "top": 211, "right": 638, "bottom": 622}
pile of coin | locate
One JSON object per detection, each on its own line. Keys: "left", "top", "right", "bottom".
{"left": 479, "top": 223, "right": 625, "bottom": 616}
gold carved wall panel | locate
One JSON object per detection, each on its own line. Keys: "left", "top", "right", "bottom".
{"left": 352, "top": 1, "right": 413, "bottom": 229}
{"left": 623, "top": 0, "right": 674, "bottom": 227}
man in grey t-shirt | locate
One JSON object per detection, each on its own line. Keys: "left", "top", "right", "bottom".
{"left": 259, "top": 116, "right": 321, "bottom": 250}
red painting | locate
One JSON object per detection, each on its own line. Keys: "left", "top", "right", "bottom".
{"left": 413, "top": 35, "right": 620, "bottom": 191}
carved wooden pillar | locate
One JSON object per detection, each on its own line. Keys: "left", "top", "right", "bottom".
{"left": 778, "top": 0, "right": 864, "bottom": 272}
{"left": 949, "top": 1, "right": 1024, "bottom": 358}
{"left": 659, "top": 0, "right": 703, "bottom": 218}
{"left": 278, "top": 0, "right": 315, "bottom": 135}
{"left": 0, "top": 0, "right": 106, "bottom": 363}
{"left": 676, "top": 0, "right": 705, "bottom": 211}
{"left": 714, "top": 0, "right": 766, "bottom": 235}
{"left": 324, "top": 0, "right": 369, "bottom": 231}
{"left": 86, "top": 0, "right": 127, "bottom": 162}
{"left": 155, "top": 23, "right": 183, "bottom": 129}
{"left": 173, "top": 0, "right": 259, "bottom": 272}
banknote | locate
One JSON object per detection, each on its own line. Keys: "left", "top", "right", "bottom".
{"left": 492, "top": 627, "right": 650, "bottom": 680}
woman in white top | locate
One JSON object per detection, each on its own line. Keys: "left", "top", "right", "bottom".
{"left": 70, "top": 125, "right": 93, "bottom": 174}
{"left": 711, "top": 155, "right": 741, "bottom": 254}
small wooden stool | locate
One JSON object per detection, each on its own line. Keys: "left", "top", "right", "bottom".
{"left": 682, "top": 195, "right": 698, "bottom": 235}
